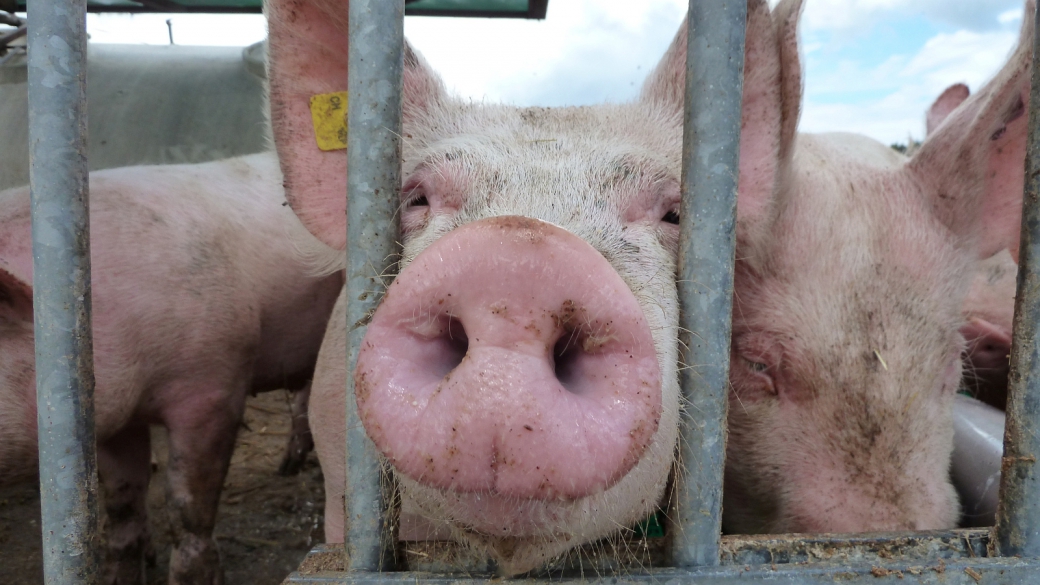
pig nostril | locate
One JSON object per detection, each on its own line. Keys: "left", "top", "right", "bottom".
{"left": 553, "top": 331, "right": 585, "bottom": 394}
{"left": 427, "top": 317, "right": 469, "bottom": 380}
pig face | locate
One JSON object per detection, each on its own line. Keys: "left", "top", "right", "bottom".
{"left": 360, "top": 81, "right": 685, "bottom": 562}
{"left": 718, "top": 0, "right": 1034, "bottom": 533}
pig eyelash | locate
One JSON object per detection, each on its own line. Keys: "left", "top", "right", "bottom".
{"left": 745, "top": 359, "right": 768, "bottom": 373}
{"left": 402, "top": 182, "right": 429, "bottom": 208}
{"left": 408, "top": 194, "right": 429, "bottom": 208}
{"left": 662, "top": 210, "right": 680, "bottom": 225}
{"left": 738, "top": 354, "right": 777, "bottom": 395}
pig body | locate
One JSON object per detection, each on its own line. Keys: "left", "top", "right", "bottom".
{"left": 0, "top": 152, "right": 343, "bottom": 585}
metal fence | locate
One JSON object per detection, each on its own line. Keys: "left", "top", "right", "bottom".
{"left": 26, "top": 0, "right": 1040, "bottom": 584}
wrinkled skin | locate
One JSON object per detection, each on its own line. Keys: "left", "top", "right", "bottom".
{"left": 720, "top": 0, "right": 1035, "bottom": 533}
{"left": 0, "top": 152, "right": 343, "bottom": 585}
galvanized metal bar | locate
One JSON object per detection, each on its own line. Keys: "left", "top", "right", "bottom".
{"left": 669, "top": 0, "right": 747, "bottom": 568}
{"left": 997, "top": 0, "right": 1040, "bottom": 558}
{"left": 345, "top": 0, "right": 404, "bottom": 573}
{"left": 286, "top": 554, "right": 1039, "bottom": 584}
{"left": 26, "top": 0, "right": 99, "bottom": 583}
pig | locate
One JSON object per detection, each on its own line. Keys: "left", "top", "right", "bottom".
{"left": 721, "top": 0, "right": 1034, "bottom": 533}
{"left": 926, "top": 84, "right": 1019, "bottom": 410}
{"left": 266, "top": 0, "right": 1033, "bottom": 575}
{"left": 0, "top": 152, "right": 343, "bottom": 585}
{"left": 266, "top": 0, "right": 700, "bottom": 573}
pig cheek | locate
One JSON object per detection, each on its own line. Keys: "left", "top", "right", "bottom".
{"left": 401, "top": 206, "right": 431, "bottom": 237}
{"left": 355, "top": 329, "right": 476, "bottom": 483}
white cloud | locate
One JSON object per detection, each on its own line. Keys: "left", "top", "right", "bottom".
{"left": 77, "top": 2, "right": 1028, "bottom": 149}
{"left": 799, "top": 28, "right": 1018, "bottom": 144}
{"left": 998, "top": 9, "right": 1023, "bottom": 24}
{"left": 404, "top": 0, "right": 686, "bottom": 106}
{"left": 801, "top": 0, "right": 1022, "bottom": 33}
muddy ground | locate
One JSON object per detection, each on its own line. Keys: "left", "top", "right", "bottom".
{"left": 0, "top": 390, "right": 326, "bottom": 584}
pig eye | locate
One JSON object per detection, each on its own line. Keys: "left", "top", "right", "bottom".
{"left": 746, "top": 360, "right": 768, "bottom": 373}
{"left": 662, "top": 210, "right": 680, "bottom": 225}
{"left": 406, "top": 191, "right": 429, "bottom": 208}
{"left": 401, "top": 178, "right": 429, "bottom": 209}
{"left": 740, "top": 357, "right": 777, "bottom": 395}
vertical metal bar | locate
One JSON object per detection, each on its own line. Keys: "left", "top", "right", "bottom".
{"left": 669, "top": 0, "right": 746, "bottom": 568}
{"left": 997, "top": 0, "right": 1040, "bottom": 558}
{"left": 26, "top": 0, "right": 99, "bottom": 583}
{"left": 345, "top": 0, "right": 404, "bottom": 573}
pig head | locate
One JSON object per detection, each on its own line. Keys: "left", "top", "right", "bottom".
{"left": 716, "top": 0, "right": 1035, "bottom": 533}
{"left": 264, "top": 0, "right": 712, "bottom": 573}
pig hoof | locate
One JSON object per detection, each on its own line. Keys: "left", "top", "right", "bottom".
{"left": 169, "top": 536, "right": 224, "bottom": 585}
{"left": 277, "top": 436, "right": 314, "bottom": 476}
{"left": 103, "top": 531, "right": 152, "bottom": 585}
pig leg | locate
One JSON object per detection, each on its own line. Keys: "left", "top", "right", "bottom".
{"left": 98, "top": 424, "right": 152, "bottom": 585}
{"left": 277, "top": 383, "right": 313, "bottom": 476}
{"left": 163, "top": 383, "right": 248, "bottom": 585}
{"left": 309, "top": 292, "right": 347, "bottom": 543}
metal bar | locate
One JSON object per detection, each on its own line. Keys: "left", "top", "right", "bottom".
{"left": 294, "top": 529, "right": 994, "bottom": 576}
{"left": 26, "top": 0, "right": 99, "bottom": 583}
{"left": 669, "top": 0, "right": 747, "bottom": 568}
{"left": 286, "top": 554, "right": 1039, "bottom": 584}
{"left": 997, "top": 0, "right": 1040, "bottom": 558}
{"left": 344, "top": 0, "right": 404, "bottom": 573}
{"left": 17, "top": 2, "right": 550, "bottom": 18}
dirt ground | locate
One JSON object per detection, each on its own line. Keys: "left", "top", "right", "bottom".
{"left": 0, "top": 390, "right": 325, "bottom": 585}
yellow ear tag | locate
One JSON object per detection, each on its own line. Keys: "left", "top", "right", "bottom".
{"left": 309, "top": 91, "right": 349, "bottom": 151}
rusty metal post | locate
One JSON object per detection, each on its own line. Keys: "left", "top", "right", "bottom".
{"left": 997, "top": 0, "right": 1040, "bottom": 558}
{"left": 27, "top": 0, "right": 99, "bottom": 583}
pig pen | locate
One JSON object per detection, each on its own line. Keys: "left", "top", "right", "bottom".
{"left": 0, "top": 390, "right": 325, "bottom": 585}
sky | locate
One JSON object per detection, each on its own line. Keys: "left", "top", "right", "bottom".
{"left": 81, "top": 0, "right": 1029, "bottom": 146}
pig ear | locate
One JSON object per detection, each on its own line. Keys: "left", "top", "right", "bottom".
{"left": 909, "top": 0, "right": 1035, "bottom": 262}
{"left": 266, "top": 0, "right": 446, "bottom": 250}
{"left": 638, "top": 15, "right": 689, "bottom": 112}
{"left": 0, "top": 264, "right": 32, "bottom": 323}
{"left": 640, "top": 0, "right": 802, "bottom": 231}
{"left": 266, "top": 0, "right": 350, "bottom": 250}
{"left": 926, "top": 84, "right": 970, "bottom": 136}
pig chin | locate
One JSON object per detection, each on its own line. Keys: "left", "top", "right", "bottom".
{"left": 397, "top": 414, "right": 678, "bottom": 575}
{"left": 399, "top": 477, "right": 580, "bottom": 537}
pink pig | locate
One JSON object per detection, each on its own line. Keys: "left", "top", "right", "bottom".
{"left": 0, "top": 152, "right": 342, "bottom": 585}
{"left": 265, "top": 0, "right": 1034, "bottom": 574}
{"left": 721, "top": 0, "right": 1034, "bottom": 533}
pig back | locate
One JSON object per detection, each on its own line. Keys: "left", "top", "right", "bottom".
{"left": 0, "top": 152, "right": 339, "bottom": 447}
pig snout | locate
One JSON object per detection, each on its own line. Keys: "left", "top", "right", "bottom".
{"left": 355, "top": 216, "right": 662, "bottom": 503}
